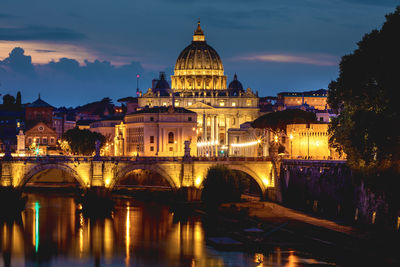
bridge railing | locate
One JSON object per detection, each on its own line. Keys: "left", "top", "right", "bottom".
{"left": 1, "top": 155, "right": 275, "bottom": 163}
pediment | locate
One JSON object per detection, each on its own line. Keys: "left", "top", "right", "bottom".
{"left": 187, "top": 102, "right": 214, "bottom": 110}
{"left": 26, "top": 122, "right": 56, "bottom": 135}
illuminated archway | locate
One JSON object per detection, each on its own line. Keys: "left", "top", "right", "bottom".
{"left": 19, "top": 164, "right": 86, "bottom": 188}
{"left": 111, "top": 164, "right": 178, "bottom": 190}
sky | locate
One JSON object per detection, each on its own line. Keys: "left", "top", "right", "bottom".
{"left": 0, "top": 0, "right": 399, "bottom": 107}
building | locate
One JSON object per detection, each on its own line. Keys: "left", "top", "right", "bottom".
{"left": 25, "top": 95, "right": 54, "bottom": 128}
{"left": 114, "top": 106, "right": 197, "bottom": 157}
{"left": 227, "top": 122, "right": 268, "bottom": 158}
{"left": 53, "top": 115, "right": 76, "bottom": 138}
{"left": 138, "top": 22, "right": 260, "bottom": 156}
{"left": 276, "top": 89, "right": 328, "bottom": 111}
{"left": 89, "top": 117, "right": 123, "bottom": 156}
{"left": 285, "top": 123, "right": 343, "bottom": 160}
{"left": 24, "top": 122, "right": 58, "bottom": 155}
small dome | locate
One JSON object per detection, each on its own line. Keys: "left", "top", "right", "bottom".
{"left": 153, "top": 72, "right": 170, "bottom": 96}
{"left": 174, "top": 22, "right": 224, "bottom": 72}
{"left": 228, "top": 74, "right": 244, "bottom": 95}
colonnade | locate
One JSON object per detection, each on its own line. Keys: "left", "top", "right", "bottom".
{"left": 198, "top": 113, "right": 241, "bottom": 157}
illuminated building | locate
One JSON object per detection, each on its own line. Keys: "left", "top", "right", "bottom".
{"left": 24, "top": 122, "right": 58, "bottom": 155}
{"left": 285, "top": 123, "right": 343, "bottom": 160}
{"left": 276, "top": 89, "right": 328, "bottom": 111}
{"left": 114, "top": 106, "right": 197, "bottom": 157}
{"left": 227, "top": 122, "right": 267, "bottom": 157}
{"left": 89, "top": 117, "right": 123, "bottom": 155}
{"left": 139, "top": 22, "right": 260, "bottom": 156}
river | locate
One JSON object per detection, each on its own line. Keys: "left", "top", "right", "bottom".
{"left": 0, "top": 193, "right": 338, "bottom": 266}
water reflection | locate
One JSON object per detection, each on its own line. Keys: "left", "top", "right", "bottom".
{"left": 0, "top": 193, "right": 337, "bottom": 266}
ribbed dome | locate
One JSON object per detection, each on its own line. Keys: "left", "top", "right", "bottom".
{"left": 174, "top": 22, "right": 224, "bottom": 72}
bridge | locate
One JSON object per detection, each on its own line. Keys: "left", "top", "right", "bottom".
{"left": 0, "top": 156, "right": 280, "bottom": 201}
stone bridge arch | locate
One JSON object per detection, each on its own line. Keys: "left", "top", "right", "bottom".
{"left": 226, "top": 164, "right": 266, "bottom": 193}
{"left": 111, "top": 163, "right": 179, "bottom": 190}
{"left": 19, "top": 163, "right": 86, "bottom": 188}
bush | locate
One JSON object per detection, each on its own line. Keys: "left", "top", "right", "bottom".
{"left": 201, "top": 165, "right": 246, "bottom": 205}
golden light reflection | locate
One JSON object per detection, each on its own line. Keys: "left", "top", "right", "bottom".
{"left": 286, "top": 250, "right": 298, "bottom": 267}
{"left": 126, "top": 204, "right": 131, "bottom": 266}
{"left": 79, "top": 213, "right": 84, "bottom": 255}
{"left": 104, "top": 218, "right": 113, "bottom": 261}
{"left": 254, "top": 253, "right": 264, "bottom": 266}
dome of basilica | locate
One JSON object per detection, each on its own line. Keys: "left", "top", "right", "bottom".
{"left": 174, "top": 22, "right": 223, "bottom": 72}
{"left": 171, "top": 22, "right": 227, "bottom": 91}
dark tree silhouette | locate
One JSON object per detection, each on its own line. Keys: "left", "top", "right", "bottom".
{"left": 252, "top": 109, "right": 316, "bottom": 132}
{"left": 16, "top": 91, "right": 21, "bottom": 106}
{"left": 201, "top": 165, "right": 248, "bottom": 206}
{"left": 2, "top": 94, "right": 15, "bottom": 106}
{"left": 62, "top": 128, "right": 105, "bottom": 155}
{"left": 328, "top": 7, "right": 400, "bottom": 173}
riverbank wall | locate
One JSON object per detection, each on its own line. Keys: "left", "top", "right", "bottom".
{"left": 279, "top": 160, "right": 400, "bottom": 230}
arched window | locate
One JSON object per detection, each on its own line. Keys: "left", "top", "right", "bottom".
{"left": 168, "top": 132, "right": 174, "bottom": 144}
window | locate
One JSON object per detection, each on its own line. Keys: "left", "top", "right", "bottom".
{"left": 169, "top": 147, "right": 173, "bottom": 152}
{"left": 219, "top": 101, "right": 225, "bottom": 107}
{"left": 42, "top": 137, "right": 48, "bottom": 144}
{"left": 320, "top": 117, "right": 323, "bottom": 121}
{"left": 35, "top": 138, "right": 40, "bottom": 144}
{"left": 150, "top": 117, "right": 154, "bottom": 122}
{"left": 246, "top": 100, "right": 252, "bottom": 106}
{"left": 175, "top": 101, "right": 180, "bottom": 107}
{"left": 188, "top": 101, "right": 192, "bottom": 106}
{"left": 188, "top": 117, "right": 192, "bottom": 121}
{"left": 150, "top": 136, "right": 154, "bottom": 143}
{"left": 232, "top": 102, "right": 236, "bottom": 107}
{"left": 232, "top": 118, "right": 236, "bottom": 125}
{"left": 150, "top": 146, "right": 154, "bottom": 151}
{"left": 28, "top": 138, "right": 32, "bottom": 144}
{"left": 162, "top": 102, "right": 167, "bottom": 106}
{"left": 50, "top": 138, "right": 55, "bottom": 144}
{"left": 168, "top": 132, "right": 174, "bottom": 144}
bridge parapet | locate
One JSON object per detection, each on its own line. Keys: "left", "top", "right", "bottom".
{"left": 1, "top": 156, "right": 279, "bottom": 201}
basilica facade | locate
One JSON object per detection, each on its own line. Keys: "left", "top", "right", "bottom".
{"left": 139, "top": 22, "right": 260, "bottom": 156}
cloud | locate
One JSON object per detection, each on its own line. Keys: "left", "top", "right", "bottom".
{"left": 0, "top": 25, "right": 85, "bottom": 41}
{"left": 0, "top": 47, "right": 156, "bottom": 107}
{"left": 236, "top": 53, "right": 339, "bottom": 66}
{"left": 341, "top": 0, "right": 399, "bottom": 7}
{"left": 0, "top": 47, "right": 35, "bottom": 75}
{"left": 34, "top": 49, "right": 57, "bottom": 53}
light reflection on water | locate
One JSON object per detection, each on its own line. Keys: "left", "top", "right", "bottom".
{"left": 0, "top": 193, "right": 337, "bottom": 267}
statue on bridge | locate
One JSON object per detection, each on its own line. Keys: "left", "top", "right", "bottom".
{"left": 94, "top": 140, "right": 101, "bottom": 160}
{"left": 183, "top": 140, "right": 192, "bottom": 162}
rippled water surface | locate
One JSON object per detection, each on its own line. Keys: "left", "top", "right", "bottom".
{"left": 0, "top": 193, "right": 338, "bottom": 266}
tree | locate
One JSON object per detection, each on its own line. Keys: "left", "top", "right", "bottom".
{"left": 252, "top": 109, "right": 316, "bottom": 132}
{"left": 2, "top": 94, "right": 15, "bottom": 106}
{"left": 62, "top": 128, "right": 105, "bottom": 155}
{"left": 16, "top": 91, "right": 21, "bottom": 106}
{"left": 328, "top": 7, "right": 400, "bottom": 173}
{"left": 201, "top": 165, "right": 245, "bottom": 205}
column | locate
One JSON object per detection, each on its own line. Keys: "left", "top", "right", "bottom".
{"left": 215, "top": 116, "right": 219, "bottom": 156}
{"left": 210, "top": 115, "right": 215, "bottom": 156}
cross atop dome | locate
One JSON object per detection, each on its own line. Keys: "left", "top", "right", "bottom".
{"left": 193, "top": 21, "right": 205, "bottom": 42}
